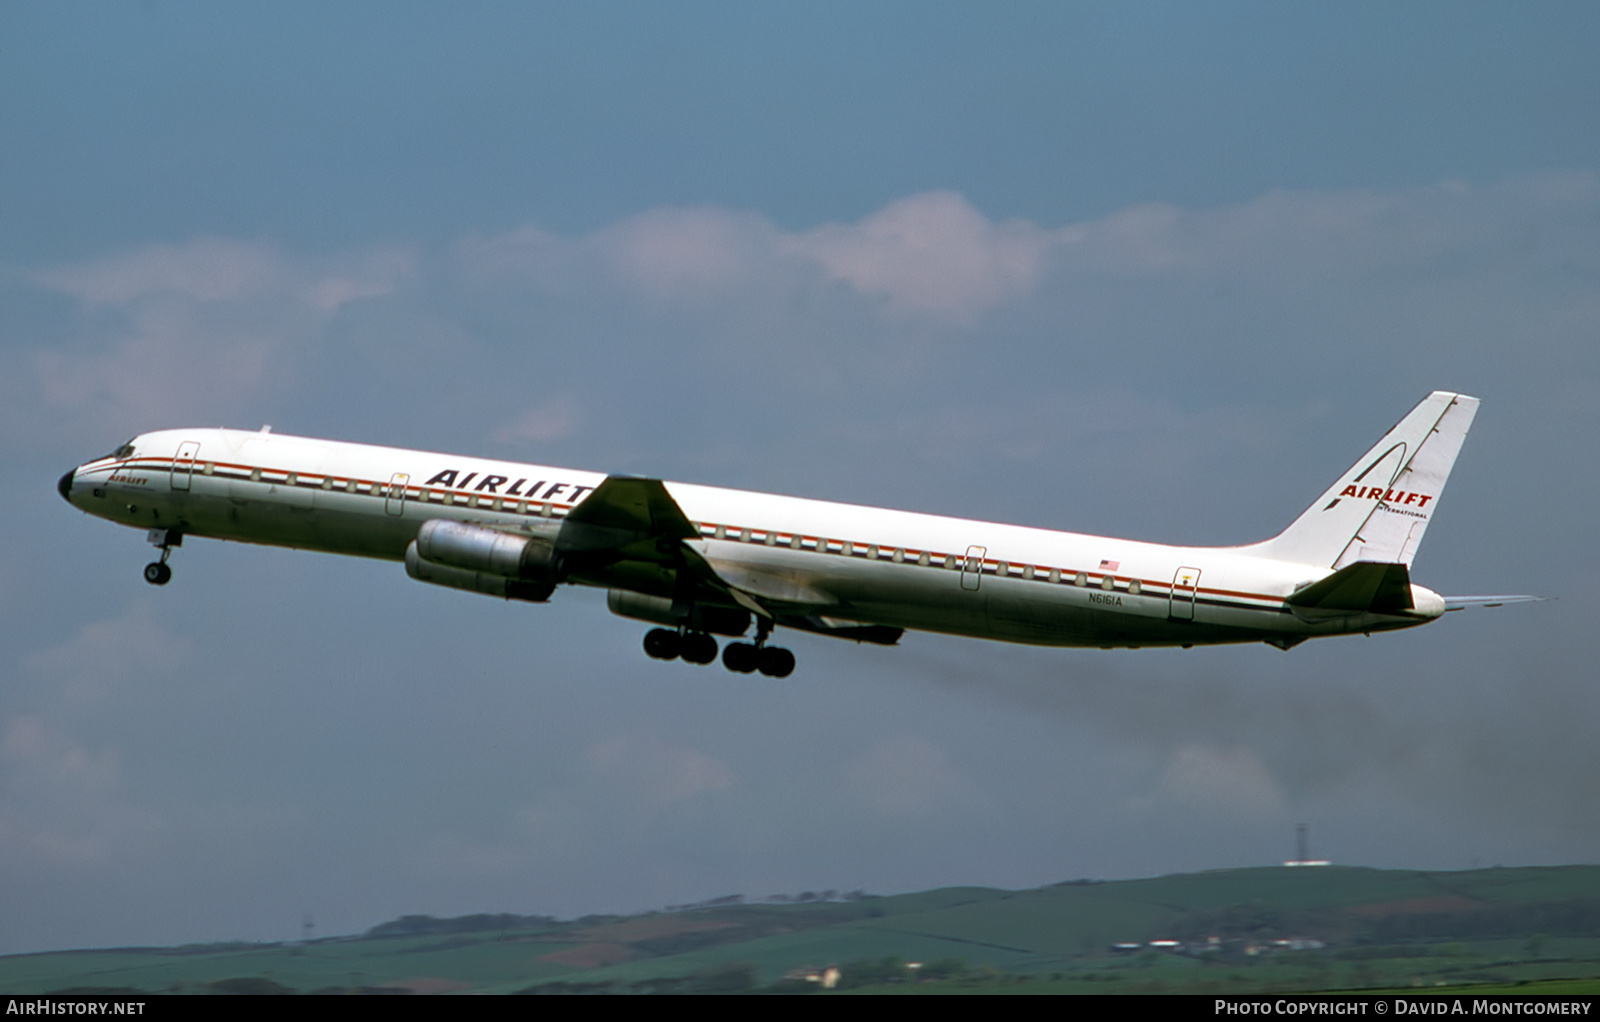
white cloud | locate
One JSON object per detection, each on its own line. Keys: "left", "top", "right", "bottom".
{"left": 18, "top": 241, "right": 417, "bottom": 445}
{"left": 447, "top": 175, "right": 1600, "bottom": 335}
{"left": 788, "top": 191, "right": 1059, "bottom": 319}
{"left": 30, "top": 302, "right": 285, "bottom": 429}
{"left": 25, "top": 603, "right": 190, "bottom": 707}
{"left": 301, "top": 248, "right": 416, "bottom": 312}
{"left": 31, "top": 238, "right": 287, "bottom": 306}
{"left": 455, "top": 190, "right": 1058, "bottom": 320}
{"left": 594, "top": 207, "right": 777, "bottom": 303}
{"left": 27, "top": 173, "right": 1593, "bottom": 464}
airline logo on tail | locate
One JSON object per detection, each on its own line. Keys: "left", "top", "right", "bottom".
{"left": 1337, "top": 486, "right": 1434, "bottom": 508}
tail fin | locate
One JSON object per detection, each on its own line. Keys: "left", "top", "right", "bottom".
{"left": 1250, "top": 391, "right": 1479, "bottom": 568}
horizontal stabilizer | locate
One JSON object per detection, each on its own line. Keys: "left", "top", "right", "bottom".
{"left": 1286, "top": 561, "right": 1413, "bottom": 614}
{"left": 1443, "top": 594, "right": 1548, "bottom": 611}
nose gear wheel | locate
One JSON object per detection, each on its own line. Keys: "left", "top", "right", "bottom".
{"left": 143, "top": 529, "right": 182, "bottom": 586}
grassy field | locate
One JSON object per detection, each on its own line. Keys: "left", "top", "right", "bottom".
{"left": 4, "top": 865, "right": 1599, "bottom": 994}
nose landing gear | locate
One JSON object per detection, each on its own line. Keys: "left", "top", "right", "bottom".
{"left": 143, "top": 529, "right": 181, "bottom": 586}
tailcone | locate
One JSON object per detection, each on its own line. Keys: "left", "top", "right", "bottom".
{"left": 1410, "top": 585, "right": 1446, "bottom": 620}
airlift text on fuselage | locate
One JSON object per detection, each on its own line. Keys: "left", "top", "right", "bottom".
{"left": 421, "top": 469, "right": 593, "bottom": 504}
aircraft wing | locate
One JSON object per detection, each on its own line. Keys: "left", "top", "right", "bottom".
{"left": 560, "top": 476, "right": 846, "bottom": 619}
{"left": 559, "top": 475, "right": 700, "bottom": 558}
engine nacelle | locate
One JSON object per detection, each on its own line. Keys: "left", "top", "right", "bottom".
{"left": 606, "top": 589, "right": 750, "bottom": 637}
{"left": 407, "top": 520, "right": 560, "bottom": 603}
{"left": 415, "top": 519, "right": 559, "bottom": 580}
{"left": 406, "top": 541, "right": 556, "bottom": 602}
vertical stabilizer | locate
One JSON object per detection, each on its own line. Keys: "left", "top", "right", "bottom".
{"left": 1251, "top": 391, "right": 1479, "bottom": 568}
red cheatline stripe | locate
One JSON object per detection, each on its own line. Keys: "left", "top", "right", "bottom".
{"left": 115, "top": 454, "right": 1292, "bottom": 609}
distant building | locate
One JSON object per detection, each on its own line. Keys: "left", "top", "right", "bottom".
{"left": 1285, "top": 823, "right": 1330, "bottom": 866}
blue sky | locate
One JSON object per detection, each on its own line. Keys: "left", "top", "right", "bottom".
{"left": 8, "top": 2, "right": 1599, "bottom": 253}
{"left": 2, "top": 2, "right": 1598, "bottom": 956}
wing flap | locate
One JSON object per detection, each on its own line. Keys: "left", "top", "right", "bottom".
{"left": 702, "top": 559, "right": 834, "bottom": 610}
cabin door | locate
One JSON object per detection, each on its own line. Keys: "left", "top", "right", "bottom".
{"left": 1169, "top": 566, "right": 1201, "bottom": 620}
{"left": 385, "top": 473, "right": 410, "bottom": 516}
{"left": 961, "top": 545, "right": 986, "bottom": 591}
{"left": 171, "top": 441, "right": 201, "bottom": 491}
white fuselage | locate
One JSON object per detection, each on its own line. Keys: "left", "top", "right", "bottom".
{"left": 60, "top": 426, "right": 1445, "bottom": 650}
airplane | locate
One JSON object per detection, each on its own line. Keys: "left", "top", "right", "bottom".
{"left": 58, "top": 391, "right": 1538, "bottom": 677}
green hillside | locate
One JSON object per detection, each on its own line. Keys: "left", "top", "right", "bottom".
{"left": 5, "top": 866, "right": 1600, "bottom": 994}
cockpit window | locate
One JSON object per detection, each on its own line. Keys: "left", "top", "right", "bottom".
{"left": 105, "top": 439, "right": 136, "bottom": 460}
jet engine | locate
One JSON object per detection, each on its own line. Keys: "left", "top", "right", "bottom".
{"left": 606, "top": 590, "right": 750, "bottom": 636}
{"left": 404, "top": 519, "right": 560, "bottom": 602}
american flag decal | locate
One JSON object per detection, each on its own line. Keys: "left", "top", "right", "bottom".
{"left": 1099, "top": 559, "right": 1120, "bottom": 571}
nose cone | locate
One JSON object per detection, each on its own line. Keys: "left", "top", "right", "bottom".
{"left": 58, "top": 468, "right": 76, "bottom": 503}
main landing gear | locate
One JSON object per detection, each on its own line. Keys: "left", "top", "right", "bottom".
{"left": 143, "top": 529, "right": 181, "bottom": 586}
{"left": 642, "top": 619, "right": 796, "bottom": 678}
{"left": 643, "top": 628, "right": 717, "bottom": 664}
